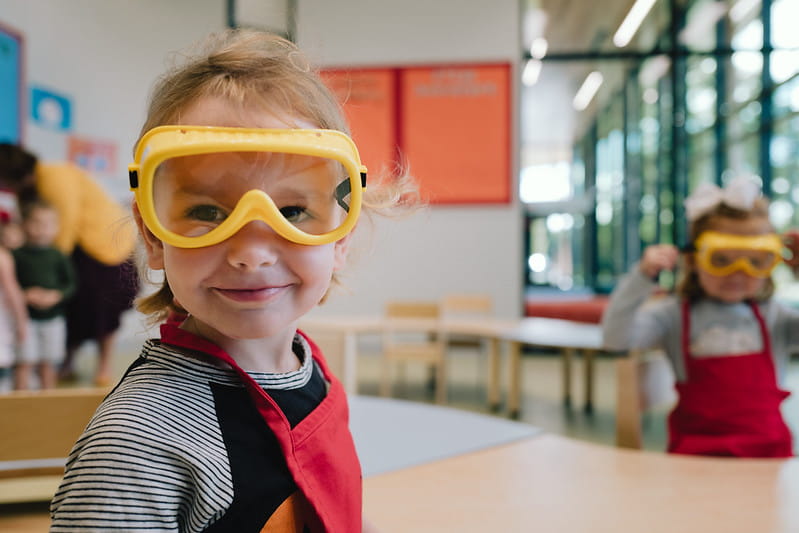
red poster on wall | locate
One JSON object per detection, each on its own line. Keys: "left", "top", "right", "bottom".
{"left": 321, "top": 63, "right": 510, "bottom": 205}
{"left": 400, "top": 64, "right": 510, "bottom": 204}
{"left": 320, "top": 68, "right": 398, "bottom": 179}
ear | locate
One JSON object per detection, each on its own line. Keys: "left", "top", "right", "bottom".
{"left": 132, "top": 201, "right": 165, "bottom": 270}
{"left": 332, "top": 232, "right": 352, "bottom": 271}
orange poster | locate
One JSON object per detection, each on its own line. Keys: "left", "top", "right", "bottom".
{"left": 320, "top": 68, "right": 398, "bottom": 179}
{"left": 400, "top": 64, "right": 510, "bottom": 204}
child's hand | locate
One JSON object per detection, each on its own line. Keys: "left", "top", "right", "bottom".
{"left": 25, "top": 287, "right": 62, "bottom": 309}
{"left": 639, "top": 244, "right": 680, "bottom": 279}
{"left": 782, "top": 230, "right": 799, "bottom": 271}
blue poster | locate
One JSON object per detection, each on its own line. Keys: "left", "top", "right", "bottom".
{"left": 30, "top": 85, "right": 72, "bottom": 131}
{"left": 0, "top": 25, "right": 22, "bottom": 143}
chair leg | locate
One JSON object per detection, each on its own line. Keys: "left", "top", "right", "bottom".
{"left": 435, "top": 359, "right": 447, "bottom": 404}
{"left": 379, "top": 358, "right": 392, "bottom": 397}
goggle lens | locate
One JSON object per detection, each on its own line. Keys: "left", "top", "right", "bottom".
{"left": 151, "top": 150, "right": 352, "bottom": 242}
{"left": 706, "top": 249, "right": 779, "bottom": 275}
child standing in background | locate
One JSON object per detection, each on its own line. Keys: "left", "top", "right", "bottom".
{"left": 0, "top": 239, "right": 27, "bottom": 392}
{"left": 13, "top": 200, "right": 76, "bottom": 390}
{"left": 603, "top": 176, "right": 798, "bottom": 457}
{"left": 50, "top": 29, "right": 416, "bottom": 532}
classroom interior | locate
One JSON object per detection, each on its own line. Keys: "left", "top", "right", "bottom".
{"left": 2, "top": 0, "right": 799, "bottom": 531}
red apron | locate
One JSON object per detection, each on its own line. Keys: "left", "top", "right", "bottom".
{"left": 667, "top": 300, "right": 793, "bottom": 457}
{"left": 160, "top": 323, "right": 362, "bottom": 532}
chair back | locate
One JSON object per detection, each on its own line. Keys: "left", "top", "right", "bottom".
{"left": 442, "top": 294, "right": 493, "bottom": 317}
{"left": 386, "top": 301, "right": 441, "bottom": 319}
{"left": 381, "top": 301, "right": 447, "bottom": 403}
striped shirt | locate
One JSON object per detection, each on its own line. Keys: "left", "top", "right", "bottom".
{"left": 50, "top": 334, "right": 326, "bottom": 532}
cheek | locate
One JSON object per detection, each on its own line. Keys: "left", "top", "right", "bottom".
{"left": 292, "top": 245, "right": 338, "bottom": 280}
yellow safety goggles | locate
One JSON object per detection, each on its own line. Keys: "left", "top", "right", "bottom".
{"left": 129, "top": 125, "right": 367, "bottom": 248}
{"left": 694, "top": 231, "right": 783, "bottom": 278}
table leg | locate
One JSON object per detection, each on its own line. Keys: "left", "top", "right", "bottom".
{"left": 487, "top": 338, "right": 501, "bottom": 412}
{"left": 342, "top": 332, "right": 358, "bottom": 395}
{"left": 508, "top": 341, "right": 521, "bottom": 419}
{"left": 562, "top": 347, "right": 573, "bottom": 408}
{"left": 583, "top": 349, "right": 595, "bottom": 414}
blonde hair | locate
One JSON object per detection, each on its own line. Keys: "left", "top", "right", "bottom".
{"left": 677, "top": 198, "right": 774, "bottom": 302}
{"left": 135, "top": 29, "right": 419, "bottom": 323}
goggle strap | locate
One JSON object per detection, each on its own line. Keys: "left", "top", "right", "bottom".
{"left": 335, "top": 178, "right": 351, "bottom": 213}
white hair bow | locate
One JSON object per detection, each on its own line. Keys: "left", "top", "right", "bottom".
{"left": 683, "top": 175, "right": 762, "bottom": 221}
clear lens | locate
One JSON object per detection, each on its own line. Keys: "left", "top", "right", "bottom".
{"left": 151, "top": 150, "right": 351, "bottom": 239}
{"left": 708, "top": 249, "right": 779, "bottom": 273}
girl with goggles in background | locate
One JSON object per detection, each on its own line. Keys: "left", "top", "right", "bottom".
{"left": 51, "top": 29, "right": 417, "bottom": 532}
{"left": 603, "top": 175, "right": 799, "bottom": 458}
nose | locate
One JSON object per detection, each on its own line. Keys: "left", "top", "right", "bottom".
{"left": 224, "top": 220, "right": 283, "bottom": 270}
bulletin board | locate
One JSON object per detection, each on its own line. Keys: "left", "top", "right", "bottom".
{"left": 0, "top": 21, "right": 23, "bottom": 144}
{"left": 321, "top": 63, "right": 511, "bottom": 205}
{"left": 321, "top": 68, "right": 398, "bottom": 178}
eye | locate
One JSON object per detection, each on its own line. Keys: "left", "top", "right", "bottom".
{"left": 750, "top": 253, "right": 776, "bottom": 268}
{"left": 185, "top": 204, "right": 227, "bottom": 223}
{"left": 279, "top": 205, "right": 311, "bottom": 223}
{"left": 709, "top": 252, "right": 733, "bottom": 267}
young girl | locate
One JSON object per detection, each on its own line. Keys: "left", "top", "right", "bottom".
{"left": 0, "top": 235, "right": 27, "bottom": 392}
{"left": 50, "top": 29, "right": 415, "bottom": 532}
{"left": 13, "top": 200, "right": 77, "bottom": 390}
{"left": 602, "top": 175, "right": 797, "bottom": 458}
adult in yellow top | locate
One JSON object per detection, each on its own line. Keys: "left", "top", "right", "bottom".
{"left": 0, "top": 143, "right": 139, "bottom": 386}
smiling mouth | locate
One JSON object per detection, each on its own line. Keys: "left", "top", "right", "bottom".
{"left": 214, "top": 286, "right": 288, "bottom": 303}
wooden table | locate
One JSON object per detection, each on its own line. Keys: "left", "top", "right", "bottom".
{"left": 300, "top": 315, "right": 606, "bottom": 417}
{"left": 0, "top": 395, "right": 540, "bottom": 531}
{"left": 364, "top": 433, "right": 799, "bottom": 533}
{"left": 503, "top": 317, "right": 605, "bottom": 416}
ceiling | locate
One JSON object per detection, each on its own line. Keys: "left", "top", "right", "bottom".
{"left": 521, "top": 0, "right": 658, "bottom": 156}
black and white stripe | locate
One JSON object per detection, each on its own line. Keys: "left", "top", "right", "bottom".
{"left": 50, "top": 336, "right": 315, "bottom": 532}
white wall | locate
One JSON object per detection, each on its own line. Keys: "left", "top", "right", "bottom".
{"left": 0, "top": 0, "right": 524, "bottom": 346}
{"left": 0, "top": 0, "right": 227, "bottom": 201}
{"left": 297, "top": 0, "right": 524, "bottom": 319}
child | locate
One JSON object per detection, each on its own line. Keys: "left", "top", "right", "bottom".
{"left": 0, "top": 241, "right": 27, "bottom": 392}
{"left": 50, "top": 29, "right": 415, "bottom": 532}
{"left": 13, "top": 200, "right": 76, "bottom": 390}
{"left": 602, "top": 175, "right": 797, "bottom": 458}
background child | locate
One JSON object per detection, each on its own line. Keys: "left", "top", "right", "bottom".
{"left": 602, "top": 176, "right": 798, "bottom": 458}
{"left": 0, "top": 144, "right": 139, "bottom": 388}
{"left": 50, "top": 29, "right": 415, "bottom": 532}
{"left": 13, "top": 200, "right": 76, "bottom": 390}
{"left": 0, "top": 242, "right": 27, "bottom": 392}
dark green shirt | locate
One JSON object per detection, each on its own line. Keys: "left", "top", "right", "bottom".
{"left": 12, "top": 245, "right": 77, "bottom": 320}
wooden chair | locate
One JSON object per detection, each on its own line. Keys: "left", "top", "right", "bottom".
{"left": 380, "top": 301, "right": 447, "bottom": 404}
{"left": 0, "top": 387, "right": 108, "bottom": 502}
{"left": 301, "top": 328, "right": 356, "bottom": 395}
{"left": 441, "top": 293, "right": 493, "bottom": 348}
{"left": 615, "top": 349, "right": 677, "bottom": 449}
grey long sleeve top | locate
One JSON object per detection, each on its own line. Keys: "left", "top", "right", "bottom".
{"left": 601, "top": 266, "right": 799, "bottom": 385}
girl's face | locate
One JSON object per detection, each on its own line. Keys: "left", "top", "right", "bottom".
{"left": 136, "top": 96, "right": 350, "bottom": 347}
{"left": 24, "top": 206, "right": 59, "bottom": 247}
{"left": 693, "top": 216, "right": 772, "bottom": 304}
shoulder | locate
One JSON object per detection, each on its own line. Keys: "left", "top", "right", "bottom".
{"left": 90, "top": 343, "right": 226, "bottom": 428}
{"left": 35, "top": 162, "right": 88, "bottom": 193}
